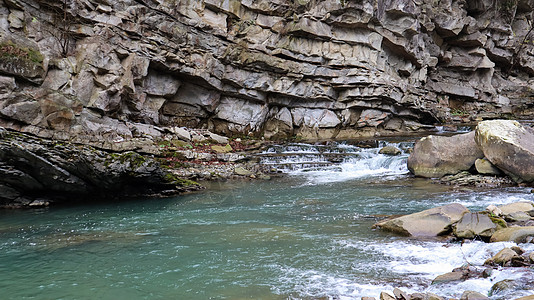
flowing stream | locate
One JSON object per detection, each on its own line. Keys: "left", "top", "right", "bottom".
{"left": 1, "top": 141, "right": 534, "bottom": 299}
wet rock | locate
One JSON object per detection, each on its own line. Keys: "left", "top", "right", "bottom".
{"left": 432, "top": 270, "right": 466, "bottom": 284}
{"left": 460, "top": 291, "right": 489, "bottom": 300}
{"left": 361, "top": 297, "right": 376, "bottom": 300}
{"left": 486, "top": 204, "right": 503, "bottom": 217}
{"left": 506, "top": 211, "right": 532, "bottom": 222}
{"left": 497, "top": 202, "right": 534, "bottom": 217}
{"left": 392, "top": 288, "right": 409, "bottom": 300}
{"left": 379, "top": 146, "right": 402, "bottom": 156}
{"left": 489, "top": 279, "right": 518, "bottom": 297}
{"left": 407, "top": 131, "right": 484, "bottom": 178}
{"left": 453, "top": 212, "right": 499, "bottom": 239}
{"left": 438, "top": 171, "right": 515, "bottom": 187}
{"left": 511, "top": 246, "right": 525, "bottom": 255}
{"left": 475, "top": 158, "right": 502, "bottom": 175}
{"left": 484, "top": 248, "right": 520, "bottom": 266}
{"left": 489, "top": 226, "right": 534, "bottom": 243}
{"left": 514, "top": 296, "right": 534, "bottom": 300}
{"left": 379, "top": 291, "right": 395, "bottom": 300}
{"left": 475, "top": 120, "right": 534, "bottom": 183}
{"left": 234, "top": 166, "right": 253, "bottom": 176}
{"left": 373, "top": 203, "right": 469, "bottom": 237}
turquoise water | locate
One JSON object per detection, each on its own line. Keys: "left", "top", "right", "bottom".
{"left": 1, "top": 144, "right": 534, "bottom": 299}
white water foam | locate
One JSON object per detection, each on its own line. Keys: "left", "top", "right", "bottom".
{"left": 270, "top": 143, "right": 411, "bottom": 184}
{"left": 335, "top": 239, "right": 534, "bottom": 299}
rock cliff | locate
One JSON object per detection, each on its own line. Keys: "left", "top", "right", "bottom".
{"left": 1, "top": 0, "right": 534, "bottom": 142}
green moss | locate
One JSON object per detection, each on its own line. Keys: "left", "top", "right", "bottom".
{"left": 0, "top": 41, "right": 43, "bottom": 64}
{"left": 489, "top": 216, "right": 508, "bottom": 228}
{"left": 105, "top": 152, "right": 148, "bottom": 169}
{"left": 163, "top": 172, "right": 199, "bottom": 186}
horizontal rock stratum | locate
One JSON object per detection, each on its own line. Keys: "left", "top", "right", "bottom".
{"left": 1, "top": 1, "right": 534, "bottom": 143}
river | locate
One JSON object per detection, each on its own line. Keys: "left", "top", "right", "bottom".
{"left": 1, "top": 142, "right": 533, "bottom": 299}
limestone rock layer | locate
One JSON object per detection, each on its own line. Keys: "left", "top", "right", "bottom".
{"left": 2, "top": 0, "right": 534, "bottom": 142}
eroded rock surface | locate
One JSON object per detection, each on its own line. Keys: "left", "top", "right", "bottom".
{"left": 0, "top": 128, "right": 202, "bottom": 208}
{"left": 1, "top": 1, "right": 534, "bottom": 143}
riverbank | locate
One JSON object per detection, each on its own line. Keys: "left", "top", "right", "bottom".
{"left": 0, "top": 126, "right": 276, "bottom": 208}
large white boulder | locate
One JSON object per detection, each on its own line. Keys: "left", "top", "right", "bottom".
{"left": 475, "top": 120, "right": 534, "bottom": 183}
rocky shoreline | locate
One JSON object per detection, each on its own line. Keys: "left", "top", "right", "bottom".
{"left": 370, "top": 201, "right": 534, "bottom": 300}
{"left": 0, "top": 126, "right": 275, "bottom": 208}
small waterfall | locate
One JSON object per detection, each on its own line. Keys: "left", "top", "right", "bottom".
{"left": 259, "top": 141, "right": 411, "bottom": 183}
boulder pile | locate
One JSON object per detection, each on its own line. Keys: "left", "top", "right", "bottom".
{"left": 374, "top": 201, "right": 534, "bottom": 241}
{"left": 408, "top": 120, "right": 534, "bottom": 184}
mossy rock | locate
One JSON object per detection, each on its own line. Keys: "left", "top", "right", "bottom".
{"left": 0, "top": 40, "right": 44, "bottom": 82}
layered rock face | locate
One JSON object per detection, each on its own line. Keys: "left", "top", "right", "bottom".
{"left": 1, "top": 0, "right": 534, "bottom": 142}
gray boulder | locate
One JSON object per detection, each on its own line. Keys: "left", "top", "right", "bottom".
{"left": 498, "top": 202, "right": 534, "bottom": 216}
{"left": 475, "top": 120, "right": 534, "bottom": 183}
{"left": 453, "top": 212, "right": 501, "bottom": 239}
{"left": 484, "top": 248, "right": 520, "bottom": 266}
{"left": 379, "top": 146, "right": 401, "bottom": 156}
{"left": 460, "top": 291, "right": 489, "bottom": 300}
{"left": 489, "top": 226, "right": 534, "bottom": 243}
{"left": 374, "top": 203, "right": 469, "bottom": 237}
{"left": 475, "top": 158, "right": 502, "bottom": 175}
{"left": 407, "top": 131, "right": 484, "bottom": 178}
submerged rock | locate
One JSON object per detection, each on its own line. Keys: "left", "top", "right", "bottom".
{"left": 373, "top": 203, "right": 469, "bottom": 237}
{"left": 407, "top": 131, "right": 483, "bottom": 178}
{"left": 475, "top": 120, "right": 534, "bottom": 183}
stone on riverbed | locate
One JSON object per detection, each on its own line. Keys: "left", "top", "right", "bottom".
{"left": 498, "top": 202, "right": 534, "bottom": 217}
{"left": 489, "top": 279, "right": 519, "bottom": 297}
{"left": 484, "top": 248, "right": 520, "bottom": 266}
{"left": 407, "top": 131, "right": 484, "bottom": 178}
{"left": 373, "top": 203, "right": 469, "bottom": 237}
{"left": 378, "top": 146, "right": 401, "bottom": 156}
{"left": 460, "top": 291, "right": 489, "bottom": 300}
{"left": 474, "top": 120, "right": 534, "bottom": 183}
{"left": 489, "top": 226, "right": 534, "bottom": 243}
{"left": 453, "top": 212, "right": 501, "bottom": 240}
{"left": 432, "top": 271, "right": 466, "bottom": 284}
{"left": 379, "top": 291, "right": 395, "bottom": 300}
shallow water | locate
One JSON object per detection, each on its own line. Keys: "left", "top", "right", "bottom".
{"left": 1, "top": 143, "right": 534, "bottom": 299}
